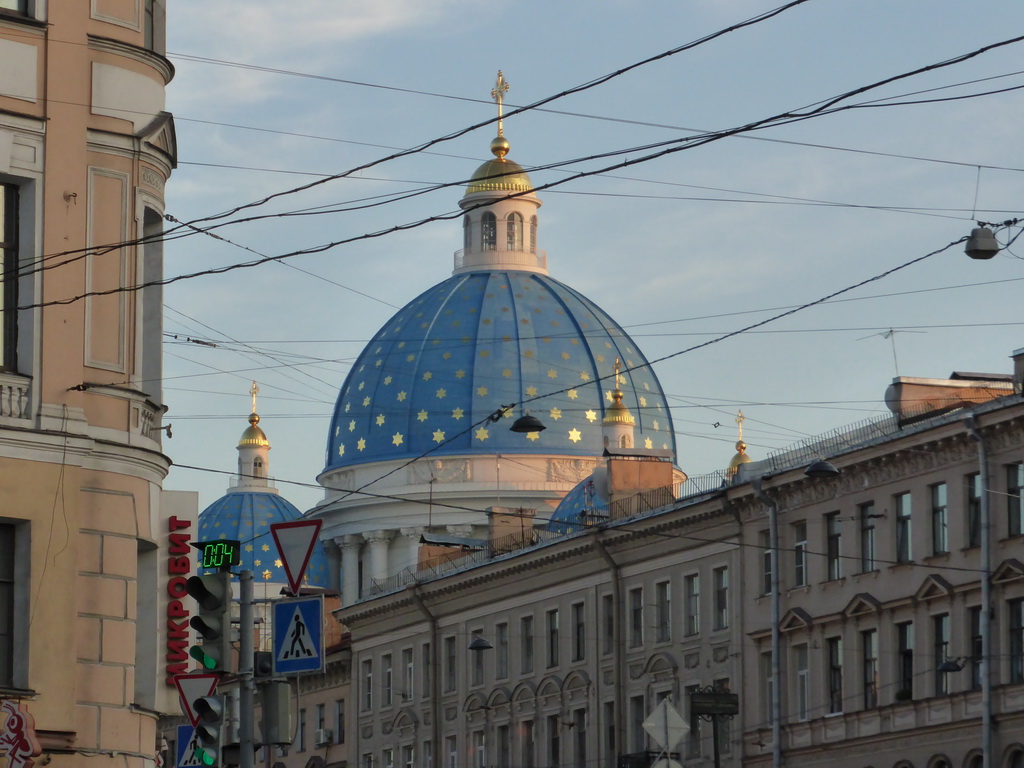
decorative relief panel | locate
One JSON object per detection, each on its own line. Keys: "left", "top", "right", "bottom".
{"left": 411, "top": 459, "right": 470, "bottom": 484}
{"left": 684, "top": 653, "right": 701, "bottom": 670}
{"left": 549, "top": 459, "right": 596, "bottom": 483}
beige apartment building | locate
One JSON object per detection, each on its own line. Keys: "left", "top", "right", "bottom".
{"left": 0, "top": 3, "right": 188, "bottom": 768}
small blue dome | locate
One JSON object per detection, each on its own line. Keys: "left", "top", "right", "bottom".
{"left": 547, "top": 475, "right": 609, "bottom": 535}
{"left": 197, "top": 492, "right": 329, "bottom": 588}
{"left": 325, "top": 270, "right": 675, "bottom": 472}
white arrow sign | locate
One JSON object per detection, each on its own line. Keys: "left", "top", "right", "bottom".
{"left": 271, "top": 519, "right": 322, "bottom": 595}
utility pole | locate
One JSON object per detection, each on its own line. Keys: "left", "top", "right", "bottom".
{"left": 239, "top": 570, "right": 255, "bottom": 768}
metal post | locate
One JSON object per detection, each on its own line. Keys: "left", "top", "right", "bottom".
{"left": 966, "top": 416, "right": 992, "bottom": 768}
{"left": 752, "top": 477, "right": 781, "bottom": 768}
{"left": 711, "top": 717, "right": 721, "bottom": 768}
{"left": 239, "top": 569, "right": 255, "bottom": 768}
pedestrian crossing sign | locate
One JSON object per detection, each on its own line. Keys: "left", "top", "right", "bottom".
{"left": 272, "top": 595, "right": 324, "bottom": 676}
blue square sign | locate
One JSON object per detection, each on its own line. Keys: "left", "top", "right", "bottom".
{"left": 272, "top": 595, "right": 324, "bottom": 676}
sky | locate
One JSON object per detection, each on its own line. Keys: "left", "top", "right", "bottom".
{"left": 161, "top": 0, "right": 1024, "bottom": 514}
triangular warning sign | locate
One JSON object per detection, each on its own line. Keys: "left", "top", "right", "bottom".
{"left": 173, "top": 673, "right": 219, "bottom": 727}
{"left": 271, "top": 520, "right": 322, "bottom": 595}
{"left": 277, "top": 604, "right": 318, "bottom": 663}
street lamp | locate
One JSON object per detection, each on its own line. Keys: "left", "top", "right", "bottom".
{"left": 965, "top": 226, "right": 1000, "bottom": 260}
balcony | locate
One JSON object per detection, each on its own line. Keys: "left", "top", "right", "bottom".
{"left": 453, "top": 247, "right": 548, "bottom": 274}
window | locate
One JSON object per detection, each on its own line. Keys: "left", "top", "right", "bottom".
{"left": 496, "top": 724, "right": 510, "bottom": 768}
{"left": 402, "top": 648, "right": 414, "bottom": 701}
{"left": 522, "top": 720, "right": 535, "bottom": 768}
{"left": 933, "top": 614, "right": 950, "bottom": 695}
{"left": 895, "top": 492, "right": 913, "bottom": 563}
{"left": 421, "top": 642, "right": 431, "bottom": 698}
{"left": 529, "top": 216, "right": 538, "bottom": 253}
{"left": 629, "top": 588, "right": 643, "bottom": 646}
{"left": 402, "top": 746, "right": 414, "bottom": 768}
{"left": 860, "top": 502, "right": 877, "bottom": 572}
{"left": 1011, "top": 599, "right": 1024, "bottom": 684}
{"left": 383, "top": 748, "right": 394, "bottom": 768}
{"left": 361, "top": 659, "right": 373, "bottom": 710}
{"left": 334, "top": 699, "right": 345, "bottom": 744}
{"left": 967, "top": 472, "right": 982, "bottom": 547}
{"left": 547, "top": 714, "right": 561, "bottom": 767}
{"left": 684, "top": 574, "right": 700, "bottom": 636}
{"left": 481, "top": 212, "right": 497, "bottom": 250}
{"left": 826, "top": 512, "right": 842, "bottom": 580}
{"left": 547, "top": 609, "right": 559, "bottom": 667}
{"left": 897, "top": 621, "right": 914, "bottom": 700}
{"left": 1008, "top": 464, "right": 1024, "bottom": 537}
{"left": 793, "top": 522, "right": 807, "bottom": 586}
{"left": 603, "top": 702, "right": 615, "bottom": 764}
{"left": 443, "top": 636, "right": 456, "bottom": 692}
{"left": 0, "top": 1, "right": 30, "bottom": 14}
{"left": 521, "top": 616, "right": 534, "bottom": 674}
{"left": 655, "top": 581, "right": 671, "bottom": 642}
{"left": 572, "top": 603, "right": 585, "bottom": 661}
{"left": 362, "top": 754, "right": 373, "bottom": 768}
{"left": 382, "top": 654, "right": 393, "bottom": 706}
{"left": 761, "top": 530, "right": 772, "bottom": 595}
{"left": 713, "top": 567, "right": 729, "bottom": 630}
{"left": 445, "top": 736, "right": 457, "bottom": 768}
{"left": 969, "top": 607, "right": 983, "bottom": 690}
{"left": 862, "top": 629, "right": 878, "bottom": 708}
{"left": 685, "top": 684, "right": 701, "bottom": 758}
{"left": 496, "top": 622, "right": 509, "bottom": 678}
{"left": 0, "top": 184, "right": 18, "bottom": 371}
{"left": 630, "top": 695, "right": 645, "bottom": 752}
{"left": 827, "top": 637, "right": 843, "bottom": 714}
{"left": 760, "top": 651, "right": 773, "bottom": 722}
{"left": 298, "top": 708, "right": 307, "bottom": 752}
{"left": 931, "top": 483, "right": 948, "bottom": 555}
{"left": 473, "top": 732, "right": 485, "bottom": 768}
{"left": 463, "top": 215, "right": 471, "bottom": 250}
{"left": 424, "top": 741, "right": 432, "bottom": 768}
{"left": 713, "top": 678, "right": 731, "bottom": 754}
{"left": 573, "top": 709, "right": 587, "bottom": 768}
{"left": 316, "top": 703, "right": 325, "bottom": 733}
{"left": 471, "top": 630, "right": 484, "bottom": 685}
{"left": 794, "top": 644, "right": 809, "bottom": 721}
{"left": 506, "top": 213, "right": 523, "bottom": 250}
{"left": 601, "top": 594, "right": 614, "bottom": 655}
{"left": 0, "top": 523, "right": 14, "bottom": 687}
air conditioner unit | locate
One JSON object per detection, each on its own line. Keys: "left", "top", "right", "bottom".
{"left": 314, "top": 729, "right": 333, "bottom": 747}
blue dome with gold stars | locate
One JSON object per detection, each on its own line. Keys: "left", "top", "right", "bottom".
{"left": 547, "top": 475, "right": 610, "bottom": 535}
{"left": 197, "top": 492, "right": 329, "bottom": 587}
{"left": 324, "top": 270, "right": 675, "bottom": 472}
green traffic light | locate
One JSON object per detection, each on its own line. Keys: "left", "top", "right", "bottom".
{"left": 197, "top": 748, "right": 216, "bottom": 767}
{"left": 189, "top": 645, "right": 218, "bottom": 671}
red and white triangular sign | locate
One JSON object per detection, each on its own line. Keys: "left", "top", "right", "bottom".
{"left": 271, "top": 519, "right": 322, "bottom": 595}
{"left": 173, "top": 673, "right": 219, "bottom": 727}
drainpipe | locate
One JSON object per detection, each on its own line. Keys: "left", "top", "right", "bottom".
{"left": 965, "top": 415, "right": 992, "bottom": 768}
{"left": 752, "top": 476, "right": 781, "bottom": 768}
{"left": 409, "top": 585, "right": 441, "bottom": 758}
{"left": 593, "top": 533, "right": 625, "bottom": 760}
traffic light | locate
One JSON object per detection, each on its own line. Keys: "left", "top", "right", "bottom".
{"left": 192, "top": 694, "right": 227, "bottom": 767}
{"left": 186, "top": 571, "right": 232, "bottom": 673}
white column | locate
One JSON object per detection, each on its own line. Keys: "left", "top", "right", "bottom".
{"left": 364, "top": 529, "right": 394, "bottom": 584}
{"left": 401, "top": 526, "right": 425, "bottom": 573}
{"left": 338, "top": 534, "right": 362, "bottom": 607}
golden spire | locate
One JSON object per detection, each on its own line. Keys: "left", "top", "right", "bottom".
{"left": 491, "top": 70, "right": 510, "bottom": 138}
{"left": 728, "top": 409, "right": 751, "bottom": 476}
{"left": 239, "top": 381, "right": 269, "bottom": 447}
{"left": 250, "top": 380, "right": 260, "bottom": 415}
{"left": 603, "top": 359, "right": 635, "bottom": 426}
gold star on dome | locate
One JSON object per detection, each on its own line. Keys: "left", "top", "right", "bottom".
{"left": 338, "top": 443, "right": 345, "bottom": 457}
{"left": 482, "top": 318, "right": 492, "bottom": 326}
{"left": 596, "top": 354, "right": 605, "bottom": 363}
{"left": 502, "top": 335, "right": 511, "bottom": 343}
{"left": 375, "top": 359, "right": 383, "bottom": 367}
{"left": 398, "top": 341, "right": 406, "bottom": 348}
{"left": 376, "top": 414, "right": 386, "bottom": 426}
{"left": 644, "top": 382, "right": 650, "bottom": 391}
{"left": 502, "top": 369, "right": 513, "bottom": 378}
{"left": 254, "top": 559, "right": 261, "bottom": 567}
{"left": 567, "top": 389, "right": 579, "bottom": 400}
{"left": 263, "top": 570, "right": 272, "bottom": 580}
{"left": 645, "top": 437, "right": 653, "bottom": 450}
{"left": 455, "top": 370, "right": 466, "bottom": 379}
{"left": 547, "top": 369, "right": 558, "bottom": 379}
{"left": 384, "top": 376, "right": 392, "bottom": 385}
{"left": 423, "top": 371, "right": 433, "bottom": 381}
{"left": 357, "top": 381, "right": 365, "bottom": 391}
{"left": 585, "top": 410, "right": 597, "bottom": 422}
{"left": 462, "top": 336, "right": 471, "bottom": 344}
{"left": 392, "top": 433, "right": 404, "bottom": 446}
{"left": 549, "top": 408, "right": 562, "bottom": 421}
{"left": 500, "top": 306, "right": 509, "bottom": 313}
{"left": 245, "top": 544, "right": 254, "bottom": 552}
{"left": 397, "top": 391, "right": 407, "bottom": 402}
{"left": 523, "top": 350, "right": 534, "bottom": 358}
{"left": 407, "top": 354, "right": 415, "bottom": 362}
{"left": 480, "top": 350, "right": 490, "bottom": 358}
{"left": 436, "top": 388, "right": 447, "bottom": 399}
{"left": 639, "top": 396, "right": 647, "bottom": 408}
{"left": 357, "top": 438, "right": 366, "bottom": 451}
{"left": 605, "top": 390, "right": 613, "bottom": 403}
{"left": 568, "top": 428, "right": 582, "bottom": 444}
{"left": 652, "top": 420, "right": 660, "bottom": 431}
{"left": 477, "top": 387, "right": 488, "bottom": 397}
{"left": 503, "top": 409, "right": 513, "bottom": 419}
{"left": 526, "top": 431, "right": 540, "bottom": 442}
{"left": 262, "top": 544, "right": 270, "bottom": 552}
{"left": 561, "top": 352, "right": 571, "bottom": 360}
{"left": 452, "top": 408, "right": 464, "bottom": 420}
{"left": 349, "top": 420, "right": 356, "bottom": 432}
{"left": 580, "top": 372, "right": 591, "bottom": 382}
{"left": 526, "top": 386, "right": 538, "bottom": 397}
{"left": 362, "top": 396, "right": 371, "bottom": 407}
{"left": 475, "top": 427, "right": 489, "bottom": 442}
{"left": 604, "top": 342, "right": 612, "bottom": 349}
{"left": 275, "top": 559, "right": 283, "bottom": 568}
{"left": 334, "top": 426, "right": 340, "bottom": 437}
{"left": 417, "top": 410, "right": 428, "bottom": 422}
{"left": 551, "top": 321, "right": 560, "bottom": 327}
{"left": 433, "top": 429, "right": 445, "bottom": 443}
{"left": 443, "top": 351, "right": 452, "bottom": 360}
{"left": 344, "top": 403, "right": 351, "bottom": 412}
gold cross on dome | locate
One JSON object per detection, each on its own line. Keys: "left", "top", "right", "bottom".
{"left": 250, "top": 381, "right": 260, "bottom": 413}
{"left": 736, "top": 409, "right": 745, "bottom": 441}
{"left": 491, "top": 70, "right": 510, "bottom": 136}
{"left": 614, "top": 358, "right": 625, "bottom": 388}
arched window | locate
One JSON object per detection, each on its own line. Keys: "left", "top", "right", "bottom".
{"left": 529, "top": 216, "right": 538, "bottom": 253}
{"left": 253, "top": 457, "right": 264, "bottom": 478}
{"left": 619, "top": 434, "right": 632, "bottom": 449}
{"left": 463, "top": 215, "right": 471, "bottom": 251}
{"left": 506, "top": 213, "right": 523, "bottom": 251}
{"left": 481, "top": 212, "right": 496, "bottom": 251}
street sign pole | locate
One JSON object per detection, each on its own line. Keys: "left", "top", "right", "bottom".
{"left": 239, "top": 570, "right": 255, "bottom": 768}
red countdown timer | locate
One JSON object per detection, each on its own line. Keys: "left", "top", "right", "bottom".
{"left": 192, "top": 539, "right": 241, "bottom": 570}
